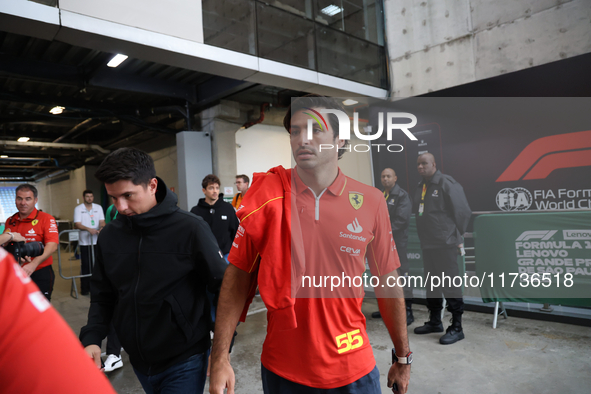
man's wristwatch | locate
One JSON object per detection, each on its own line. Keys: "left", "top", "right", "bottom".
{"left": 392, "top": 349, "right": 413, "bottom": 365}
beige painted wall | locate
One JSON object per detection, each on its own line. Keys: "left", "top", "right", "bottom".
{"left": 36, "top": 166, "right": 87, "bottom": 221}
{"left": 59, "top": 0, "right": 203, "bottom": 42}
{"left": 151, "top": 146, "right": 179, "bottom": 193}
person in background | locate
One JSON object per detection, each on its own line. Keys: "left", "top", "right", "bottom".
{"left": 191, "top": 174, "right": 239, "bottom": 262}
{"left": 231, "top": 175, "right": 250, "bottom": 210}
{"left": 3, "top": 184, "right": 58, "bottom": 300}
{"left": 372, "top": 168, "right": 413, "bottom": 325}
{"left": 105, "top": 203, "right": 118, "bottom": 223}
{"left": 412, "top": 153, "right": 471, "bottom": 345}
{"left": 73, "top": 189, "right": 105, "bottom": 296}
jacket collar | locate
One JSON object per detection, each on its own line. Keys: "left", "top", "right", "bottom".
{"left": 421, "top": 170, "right": 443, "bottom": 186}
{"left": 387, "top": 183, "right": 402, "bottom": 196}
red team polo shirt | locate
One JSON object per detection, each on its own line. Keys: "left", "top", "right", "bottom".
{"left": 4, "top": 208, "right": 59, "bottom": 270}
{"left": 230, "top": 168, "right": 399, "bottom": 388}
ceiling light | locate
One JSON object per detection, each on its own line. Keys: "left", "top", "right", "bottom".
{"left": 0, "top": 155, "right": 8, "bottom": 158}
{"left": 50, "top": 106, "right": 65, "bottom": 115}
{"left": 107, "top": 54, "right": 128, "bottom": 68}
{"left": 342, "top": 99, "right": 358, "bottom": 106}
{"left": 321, "top": 5, "right": 343, "bottom": 16}
{"left": 17, "top": 137, "right": 30, "bottom": 142}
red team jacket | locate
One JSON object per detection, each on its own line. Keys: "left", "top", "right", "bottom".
{"left": 0, "top": 248, "right": 116, "bottom": 393}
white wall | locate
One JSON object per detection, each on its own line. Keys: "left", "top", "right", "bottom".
{"left": 235, "top": 124, "right": 292, "bottom": 187}
{"left": 36, "top": 166, "right": 87, "bottom": 221}
{"left": 235, "top": 124, "right": 373, "bottom": 188}
{"left": 59, "top": 0, "right": 203, "bottom": 43}
{"left": 151, "top": 145, "right": 178, "bottom": 193}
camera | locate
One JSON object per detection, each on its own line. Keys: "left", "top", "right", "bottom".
{"left": 4, "top": 241, "right": 45, "bottom": 263}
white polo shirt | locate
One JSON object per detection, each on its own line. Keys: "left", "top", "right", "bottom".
{"left": 73, "top": 203, "right": 105, "bottom": 246}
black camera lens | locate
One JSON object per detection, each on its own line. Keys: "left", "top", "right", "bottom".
{"left": 4, "top": 241, "right": 44, "bottom": 262}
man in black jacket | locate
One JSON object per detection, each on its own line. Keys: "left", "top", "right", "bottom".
{"left": 80, "top": 148, "right": 228, "bottom": 393}
{"left": 191, "top": 174, "right": 239, "bottom": 261}
{"left": 372, "top": 168, "right": 414, "bottom": 324}
{"left": 413, "top": 153, "right": 471, "bottom": 345}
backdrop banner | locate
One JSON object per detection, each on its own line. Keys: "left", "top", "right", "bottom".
{"left": 474, "top": 211, "right": 591, "bottom": 307}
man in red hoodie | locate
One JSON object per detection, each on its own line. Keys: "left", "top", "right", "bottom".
{"left": 210, "top": 95, "right": 411, "bottom": 394}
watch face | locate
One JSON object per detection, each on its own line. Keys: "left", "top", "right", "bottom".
{"left": 407, "top": 352, "right": 413, "bottom": 364}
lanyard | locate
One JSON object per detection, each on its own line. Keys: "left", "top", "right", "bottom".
{"left": 419, "top": 184, "right": 427, "bottom": 216}
{"left": 86, "top": 205, "right": 96, "bottom": 226}
{"left": 383, "top": 190, "right": 389, "bottom": 200}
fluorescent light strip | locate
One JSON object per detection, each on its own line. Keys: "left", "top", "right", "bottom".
{"left": 321, "top": 5, "right": 343, "bottom": 17}
{"left": 49, "top": 106, "right": 64, "bottom": 115}
{"left": 107, "top": 54, "right": 128, "bottom": 68}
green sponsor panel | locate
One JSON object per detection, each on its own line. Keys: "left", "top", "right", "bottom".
{"left": 474, "top": 211, "right": 591, "bottom": 307}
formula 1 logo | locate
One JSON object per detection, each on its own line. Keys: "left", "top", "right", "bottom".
{"left": 496, "top": 130, "right": 591, "bottom": 182}
{"left": 515, "top": 230, "right": 558, "bottom": 241}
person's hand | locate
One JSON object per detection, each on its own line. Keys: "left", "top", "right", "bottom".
{"left": 84, "top": 345, "right": 103, "bottom": 371}
{"left": 11, "top": 232, "right": 26, "bottom": 242}
{"left": 207, "top": 352, "right": 230, "bottom": 377}
{"left": 21, "top": 258, "right": 35, "bottom": 277}
{"left": 89, "top": 229, "right": 100, "bottom": 235}
{"left": 387, "top": 363, "right": 410, "bottom": 393}
{"left": 209, "top": 356, "right": 235, "bottom": 394}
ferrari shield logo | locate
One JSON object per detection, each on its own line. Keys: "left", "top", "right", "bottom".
{"left": 32, "top": 219, "right": 39, "bottom": 226}
{"left": 349, "top": 192, "right": 364, "bottom": 210}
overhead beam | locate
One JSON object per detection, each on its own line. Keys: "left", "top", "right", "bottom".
{"left": 0, "top": 140, "right": 110, "bottom": 154}
{"left": 0, "top": 54, "right": 82, "bottom": 86}
{"left": 195, "top": 76, "right": 257, "bottom": 108}
{"left": 89, "top": 67, "right": 197, "bottom": 103}
{"left": 0, "top": 55, "right": 200, "bottom": 103}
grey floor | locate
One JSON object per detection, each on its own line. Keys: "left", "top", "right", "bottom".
{"left": 52, "top": 264, "right": 591, "bottom": 393}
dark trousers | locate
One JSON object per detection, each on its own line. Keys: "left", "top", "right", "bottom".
{"left": 396, "top": 245, "right": 413, "bottom": 308}
{"left": 134, "top": 352, "right": 208, "bottom": 394}
{"left": 262, "top": 364, "right": 381, "bottom": 394}
{"left": 422, "top": 246, "right": 464, "bottom": 319}
{"left": 31, "top": 265, "right": 55, "bottom": 301}
{"left": 80, "top": 244, "right": 96, "bottom": 294}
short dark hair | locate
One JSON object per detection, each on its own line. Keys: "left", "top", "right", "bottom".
{"left": 202, "top": 174, "right": 221, "bottom": 189}
{"left": 283, "top": 94, "right": 350, "bottom": 159}
{"left": 16, "top": 184, "right": 38, "bottom": 198}
{"left": 95, "top": 148, "right": 156, "bottom": 186}
{"left": 236, "top": 174, "right": 249, "bottom": 184}
{"left": 83, "top": 189, "right": 93, "bottom": 197}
